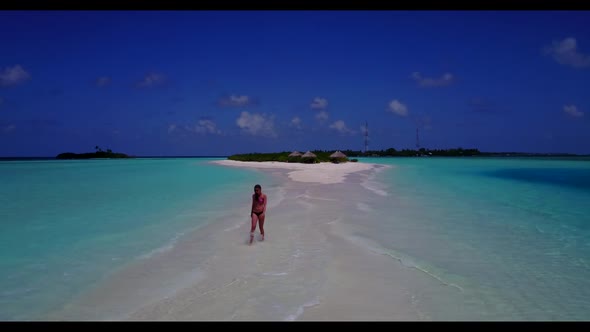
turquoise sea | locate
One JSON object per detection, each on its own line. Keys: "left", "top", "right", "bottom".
{"left": 1, "top": 156, "right": 589, "bottom": 320}
{"left": 0, "top": 158, "right": 267, "bottom": 320}
{"left": 356, "top": 157, "right": 590, "bottom": 320}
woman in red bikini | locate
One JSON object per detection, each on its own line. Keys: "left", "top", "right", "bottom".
{"left": 250, "top": 184, "right": 267, "bottom": 245}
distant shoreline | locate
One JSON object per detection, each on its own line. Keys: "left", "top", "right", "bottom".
{"left": 0, "top": 154, "right": 589, "bottom": 161}
{"left": 55, "top": 151, "right": 132, "bottom": 159}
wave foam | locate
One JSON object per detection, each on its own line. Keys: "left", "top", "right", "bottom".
{"left": 360, "top": 166, "right": 391, "bottom": 196}
{"left": 346, "top": 234, "right": 464, "bottom": 293}
{"left": 284, "top": 296, "right": 321, "bottom": 321}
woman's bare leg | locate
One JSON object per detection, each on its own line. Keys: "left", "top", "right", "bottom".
{"left": 250, "top": 213, "right": 258, "bottom": 245}
{"left": 259, "top": 213, "right": 265, "bottom": 241}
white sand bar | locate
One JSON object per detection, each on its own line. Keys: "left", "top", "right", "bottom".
{"left": 211, "top": 160, "right": 377, "bottom": 184}
{"left": 48, "top": 159, "right": 482, "bottom": 321}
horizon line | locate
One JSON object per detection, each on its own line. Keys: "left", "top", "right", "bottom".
{"left": 1, "top": 152, "right": 590, "bottom": 159}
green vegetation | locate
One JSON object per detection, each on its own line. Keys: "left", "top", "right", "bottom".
{"left": 227, "top": 148, "right": 487, "bottom": 163}
{"left": 56, "top": 146, "right": 131, "bottom": 159}
{"left": 228, "top": 152, "right": 291, "bottom": 162}
{"left": 343, "top": 147, "right": 482, "bottom": 157}
{"left": 342, "top": 148, "right": 579, "bottom": 157}
{"left": 226, "top": 147, "right": 582, "bottom": 163}
{"left": 227, "top": 148, "right": 489, "bottom": 163}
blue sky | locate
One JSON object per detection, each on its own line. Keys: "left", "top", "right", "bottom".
{"left": 0, "top": 10, "right": 589, "bottom": 156}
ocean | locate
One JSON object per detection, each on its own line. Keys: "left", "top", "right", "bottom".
{"left": 0, "top": 157, "right": 267, "bottom": 320}
{"left": 1, "top": 156, "right": 589, "bottom": 320}
{"left": 354, "top": 156, "right": 590, "bottom": 320}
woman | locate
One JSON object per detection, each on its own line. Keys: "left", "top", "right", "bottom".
{"left": 250, "top": 184, "right": 267, "bottom": 245}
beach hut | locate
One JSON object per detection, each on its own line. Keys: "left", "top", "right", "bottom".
{"left": 288, "top": 151, "right": 302, "bottom": 163}
{"left": 301, "top": 151, "right": 317, "bottom": 164}
{"left": 329, "top": 150, "right": 347, "bottom": 163}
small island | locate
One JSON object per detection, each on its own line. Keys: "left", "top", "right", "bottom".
{"left": 227, "top": 148, "right": 487, "bottom": 163}
{"left": 56, "top": 146, "right": 132, "bottom": 160}
{"left": 228, "top": 147, "right": 584, "bottom": 162}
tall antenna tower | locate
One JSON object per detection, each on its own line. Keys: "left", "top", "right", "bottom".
{"left": 415, "top": 127, "right": 420, "bottom": 150}
{"left": 364, "top": 121, "right": 369, "bottom": 153}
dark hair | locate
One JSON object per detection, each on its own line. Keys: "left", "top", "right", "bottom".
{"left": 254, "top": 184, "right": 261, "bottom": 190}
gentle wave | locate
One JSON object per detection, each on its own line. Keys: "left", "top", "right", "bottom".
{"left": 284, "top": 296, "right": 321, "bottom": 321}
{"left": 360, "top": 166, "right": 391, "bottom": 196}
{"left": 346, "top": 234, "right": 464, "bottom": 293}
{"left": 137, "top": 232, "right": 184, "bottom": 260}
{"left": 375, "top": 248, "right": 465, "bottom": 293}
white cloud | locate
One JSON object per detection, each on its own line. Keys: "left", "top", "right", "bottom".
{"left": 388, "top": 99, "right": 408, "bottom": 116}
{"left": 219, "top": 94, "right": 252, "bottom": 107}
{"left": 545, "top": 37, "right": 590, "bottom": 68}
{"left": 290, "top": 116, "right": 302, "bottom": 128}
{"left": 310, "top": 97, "right": 328, "bottom": 110}
{"left": 168, "top": 124, "right": 177, "bottom": 133}
{"left": 96, "top": 76, "right": 111, "bottom": 87}
{"left": 329, "top": 120, "right": 353, "bottom": 134}
{"left": 411, "top": 72, "right": 454, "bottom": 87}
{"left": 2, "top": 124, "right": 15, "bottom": 133}
{"left": 136, "top": 73, "right": 165, "bottom": 88}
{"left": 563, "top": 104, "right": 584, "bottom": 118}
{"left": 194, "top": 119, "right": 222, "bottom": 135}
{"left": 315, "top": 110, "right": 329, "bottom": 121}
{"left": 236, "top": 111, "right": 276, "bottom": 137}
{"left": 360, "top": 123, "right": 368, "bottom": 134}
{"left": 0, "top": 65, "right": 31, "bottom": 87}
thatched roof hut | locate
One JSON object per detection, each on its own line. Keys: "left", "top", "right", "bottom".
{"left": 288, "top": 150, "right": 303, "bottom": 163}
{"left": 301, "top": 151, "right": 317, "bottom": 158}
{"left": 329, "top": 150, "right": 347, "bottom": 163}
{"left": 329, "top": 151, "right": 347, "bottom": 158}
{"left": 301, "top": 151, "right": 317, "bottom": 163}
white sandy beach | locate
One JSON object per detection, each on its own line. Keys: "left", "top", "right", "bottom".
{"left": 211, "top": 159, "right": 377, "bottom": 184}
{"left": 48, "top": 160, "right": 478, "bottom": 321}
